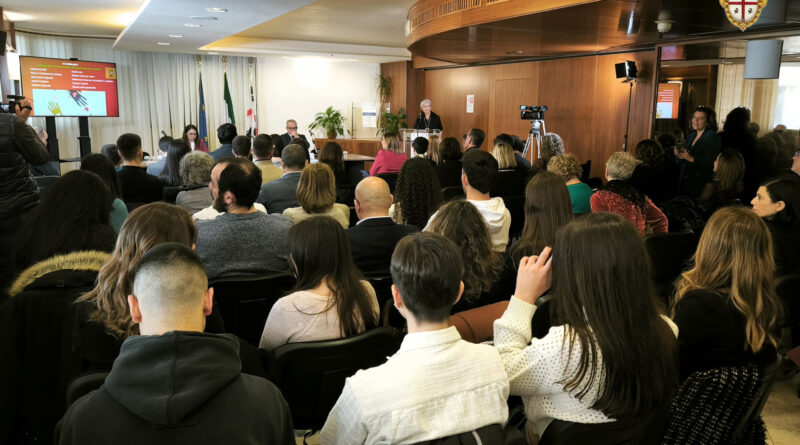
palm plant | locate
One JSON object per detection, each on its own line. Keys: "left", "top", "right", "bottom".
{"left": 309, "top": 106, "right": 345, "bottom": 139}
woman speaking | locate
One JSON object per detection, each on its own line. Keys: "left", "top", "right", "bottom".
{"left": 413, "top": 99, "right": 443, "bottom": 131}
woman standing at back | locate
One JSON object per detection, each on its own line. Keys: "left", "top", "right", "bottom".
{"left": 672, "top": 206, "right": 782, "bottom": 380}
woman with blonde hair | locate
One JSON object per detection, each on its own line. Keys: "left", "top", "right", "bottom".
{"left": 283, "top": 162, "right": 350, "bottom": 228}
{"left": 370, "top": 132, "right": 407, "bottom": 176}
{"left": 490, "top": 142, "right": 527, "bottom": 196}
{"left": 427, "top": 134, "right": 441, "bottom": 164}
{"left": 672, "top": 206, "right": 781, "bottom": 380}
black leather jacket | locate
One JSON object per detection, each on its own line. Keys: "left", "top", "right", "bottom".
{"left": 0, "top": 113, "right": 49, "bottom": 218}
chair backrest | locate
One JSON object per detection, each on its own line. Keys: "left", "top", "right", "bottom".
{"left": 34, "top": 175, "right": 60, "bottom": 200}
{"left": 265, "top": 327, "right": 401, "bottom": 430}
{"left": 502, "top": 195, "right": 525, "bottom": 241}
{"left": 162, "top": 186, "right": 180, "bottom": 203}
{"left": 730, "top": 357, "right": 782, "bottom": 439}
{"left": 209, "top": 272, "right": 296, "bottom": 346}
{"left": 644, "top": 231, "right": 698, "bottom": 303}
{"left": 348, "top": 205, "right": 358, "bottom": 228}
{"left": 65, "top": 371, "right": 109, "bottom": 407}
{"left": 442, "top": 186, "right": 465, "bottom": 201}
{"left": 367, "top": 275, "right": 406, "bottom": 329}
{"left": 776, "top": 274, "right": 800, "bottom": 347}
{"left": 449, "top": 301, "right": 508, "bottom": 343}
{"left": 580, "top": 160, "right": 592, "bottom": 182}
{"left": 377, "top": 173, "right": 399, "bottom": 193}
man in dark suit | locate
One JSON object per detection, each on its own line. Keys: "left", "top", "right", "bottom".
{"left": 256, "top": 144, "right": 307, "bottom": 213}
{"left": 116, "top": 133, "right": 163, "bottom": 205}
{"left": 463, "top": 128, "right": 485, "bottom": 153}
{"left": 280, "top": 119, "right": 307, "bottom": 147}
{"left": 346, "top": 177, "right": 417, "bottom": 278}
{"left": 210, "top": 123, "right": 237, "bottom": 162}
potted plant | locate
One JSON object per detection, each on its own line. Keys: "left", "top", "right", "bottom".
{"left": 377, "top": 74, "right": 392, "bottom": 108}
{"left": 309, "top": 106, "right": 345, "bottom": 139}
{"left": 378, "top": 108, "right": 407, "bottom": 135}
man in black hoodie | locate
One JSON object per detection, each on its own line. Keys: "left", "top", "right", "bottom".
{"left": 55, "top": 243, "right": 294, "bottom": 445}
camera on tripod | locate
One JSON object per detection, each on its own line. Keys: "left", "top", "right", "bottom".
{"left": 520, "top": 105, "right": 547, "bottom": 120}
{"left": 1, "top": 95, "right": 27, "bottom": 114}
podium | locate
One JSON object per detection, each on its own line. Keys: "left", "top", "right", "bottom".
{"left": 400, "top": 128, "right": 441, "bottom": 157}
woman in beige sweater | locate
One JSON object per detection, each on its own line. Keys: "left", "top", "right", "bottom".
{"left": 283, "top": 163, "right": 350, "bottom": 228}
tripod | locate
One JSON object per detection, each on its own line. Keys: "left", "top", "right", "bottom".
{"left": 522, "top": 118, "right": 546, "bottom": 164}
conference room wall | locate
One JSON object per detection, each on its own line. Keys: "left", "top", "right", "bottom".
{"left": 257, "top": 56, "right": 381, "bottom": 139}
{"left": 418, "top": 50, "right": 657, "bottom": 177}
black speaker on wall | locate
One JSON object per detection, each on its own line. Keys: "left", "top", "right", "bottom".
{"left": 0, "top": 31, "right": 7, "bottom": 56}
{"left": 615, "top": 60, "right": 637, "bottom": 79}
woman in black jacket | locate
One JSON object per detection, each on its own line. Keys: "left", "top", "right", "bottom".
{"left": 751, "top": 176, "right": 800, "bottom": 275}
{"left": 675, "top": 106, "right": 721, "bottom": 198}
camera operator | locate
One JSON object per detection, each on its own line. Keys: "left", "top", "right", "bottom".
{"left": 0, "top": 97, "right": 50, "bottom": 301}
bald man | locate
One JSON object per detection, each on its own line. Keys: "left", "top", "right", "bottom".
{"left": 345, "top": 177, "right": 418, "bottom": 278}
{"left": 55, "top": 243, "right": 294, "bottom": 445}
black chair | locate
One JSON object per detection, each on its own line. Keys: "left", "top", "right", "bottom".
{"left": 539, "top": 412, "right": 665, "bottom": 445}
{"left": 585, "top": 177, "right": 603, "bottom": 189}
{"left": 644, "top": 231, "right": 699, "bottom": 305}
{"left": 580, "top": 160, "right": 592, "bottom": 182}
{"left": 265, "top": 327, "right": 401, "bottom": 430}
{"left": 776, "top": 274, "right": 800, "bottom": 347}
{"left": 367, "top": 275, "right": 405, "bottom": 329}
{"left": 377, "top": 173, "right": 399, "bottom": 193}
{"left": 348, "top": 205, "right": 359, "bottom": 228}
{"left": 209, "top": 272, "right": 296, "bottom": 347}
{"left": 502, "top": 195, "right": 525, "bottom": 242}
{"left": 162, "top": 186, "right": 180, "bottom": 203}
{"left": 34, "top": 175, "right": 60, "bottom": 200}
{"left": 730, "top": 357, "right": 782, "bottom": 439}
{"left": 442, "top": 186, "right": 465, "bottom": 201}
{"left": 65, "top": 371, "right": 109, "bottom": 407}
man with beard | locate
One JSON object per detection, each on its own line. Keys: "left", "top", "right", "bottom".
{"left": 195, "top": 158, "right": 292, "bottom": 280}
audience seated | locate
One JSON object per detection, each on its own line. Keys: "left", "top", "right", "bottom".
{"left": 390, "top": 157, "right": 443, "bottom": 229}
{"left": 270, "top": 133, "right": 285, "bottom": 166}
{"left": 158, "top": 138, "right": 190, "bottom": 187}
{"left": 290, "top": 137, "right": 312, "bottom": 162}
{"left": 427, "top": 134, "right": 442, "bottom": 164}
{"left": 210, "top": 123, "right": 237, "bottom": 161}
{"left": 55, "top": 243, "right": 295, "bottom": 445}
{"left": 80, "top": 154, "right": 129, "bottom": 233}
{"left": 751, "top": 176, "right": 800, "bottom": 275}
{"left": 370, "top": 132, "right": 407, "bottom": 176}
{"left": 547, "top": 154, "right": 593, "bottom": 214}
{"left": 321, "top": 233, "right": 510, "bottom": 444}
{"left": 252, "top": 134, "right": 282, "bottom": 185}
{"left": 259, "top": 216, "right": 379, "bottom": 350}
{"left": 175, "top": 151, "right": 214, "bottom": 214}
{"left": 195, "top": 158, "right": 292, "bottom": 280}
{"left": 510, "top": 171, "right": 573, "bottom": 267}
{"left": 428, "top": 200, "right": 514, "bottom": 313}
{"left": 792, "top": 149, "right": 799, "bottom": 177}
{"left": 116, "top": 133, "right": 164, "bottom": 204}
{"left": 490, "top": 141, "right": 527, "bottom": 197}
{"left": 257, "top": 144, "right": 307, "bottom": 213}
{"left": 718, "top": 107, "right": 758, "bottom": 200}
{"left": 283, "top": 163, "right": 350, "bottom": 228}
{"left": 590, "top": 152, "right": 668, "bottom": 236}
{"left": 145, "top": 135, "right": 171, "bottom": 177}
{"left": 494, "top": 213, "right": 679, "bottom": 440}
{"left": 672, "top": 207, "right": 782, "bottom": 380}
{"left": 629, "top": 139, "right": 673, "bottom": 204}
{"left": 503, "top": 133, "right": 533, "bottom": 171}
{"left": 100, "top": 143, "right": 121, "bottom": 168}
{"left": 318, "top": 141, "right": 361, "bottom": 204}
{"left": 463, "top": 128, "right": 485, "bottom": 153}
{"left": 538, "top": 133, "right": 565, "bottom": 171}
{"left": 427, "top": 150, "right": 510, "bottom": 252}
{"left": 346, "top": 177, "right": 417, "bottom": 277}
{"left": 412, "top": 136, "right": 435, "bottom": 167}
{"left": 231, "top": 135, "right": 252, "bottom": 159}
{"left": 436, "top": 136, "right": 464, "bottom": 188}
{"left": 698, "top": 148, "right": 745, "bottom": 213}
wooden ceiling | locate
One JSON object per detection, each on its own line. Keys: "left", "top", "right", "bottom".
{"left": 407, "top": 0, "right": 800, "bottom": 64}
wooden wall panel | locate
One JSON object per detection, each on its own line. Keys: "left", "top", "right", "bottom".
{"left": 423, "top": 66, "right": 491, "bottom": 141}
{"left": 380, "top": 61, "right": 409, "bottom": 122}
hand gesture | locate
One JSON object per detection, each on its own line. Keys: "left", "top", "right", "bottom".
{"left": 514, "top": 246, "right": 553, "bottom": 305}
{"left": 674, "top": 148, "right": 694, "bottom": 163}
{"left": 69, "top": 90, "right": 88, "bottom": 107}
{"left": 17, "top": 98, "right": 33, "bottom": 121}
{"left": 48, "top": 101, "right": 63, "bottom": 116}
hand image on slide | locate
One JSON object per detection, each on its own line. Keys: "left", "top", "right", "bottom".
{"left": 69, "top": 90, "right": 88, "bottom": 109}
{"left": 48, "top": 101, "right": 63, "bottom": 116}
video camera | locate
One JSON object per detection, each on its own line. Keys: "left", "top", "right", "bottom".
{"left": 1, "top": 95, "right": 28, "bottom": 114}
{"left": 520, "top": 105, "right": 547, "bottom": 121}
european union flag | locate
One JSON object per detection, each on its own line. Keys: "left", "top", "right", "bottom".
{"left": 198, "top": 73, "right": 208, "bottom": 146}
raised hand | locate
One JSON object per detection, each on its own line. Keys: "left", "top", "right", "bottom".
{"left": 514, "top": 246, "right": 553, "bottom": 305}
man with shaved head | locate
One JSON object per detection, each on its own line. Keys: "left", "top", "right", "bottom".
{"left": 55, "top": 243, "right": 294, "bottom": 445}
{"left": 345, "top": 176, "right": 417, "bottom": 277}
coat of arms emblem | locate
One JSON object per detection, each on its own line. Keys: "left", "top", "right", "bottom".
{"left": 720, "top": 0, "right": 769, "bottom": 31}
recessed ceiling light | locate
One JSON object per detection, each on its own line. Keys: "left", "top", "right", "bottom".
{"left": 206, "top": 8, "right": 228, "bottom": 13}
{"left": 157, "top": 42, "right": 170, "bottom": 46}
{"left": 190, "top": 16, "right": 218, "bottom": 21}
{"left": 183, "top": 23, "right": 201, "bottom": 27}
{"left": 169, "top": 34, "right": 183, "bottom": 38}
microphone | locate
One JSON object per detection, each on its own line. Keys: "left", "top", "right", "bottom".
{"left": 161, "top": 130, "right": 168, "bottom": 137}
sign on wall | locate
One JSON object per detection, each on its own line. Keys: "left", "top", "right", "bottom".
{"left": 466, "top": 94, "right": 474, "bottom": 113}
{"left": 720, "top": 0, "right": 769, "bottom": 31}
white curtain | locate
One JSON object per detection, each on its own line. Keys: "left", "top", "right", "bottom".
{"left": 16, "top": 31, "right": 253, "bottom": 159}
{"left": 715, "top": 63, "right": 779, "bottom": 134}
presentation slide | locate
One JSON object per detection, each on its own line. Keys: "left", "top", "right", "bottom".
{"left": 20, "top": 56, "right": 119, "bottom": 117}
{"left": 656, "top": 83, "right": 681, "bottom": 120}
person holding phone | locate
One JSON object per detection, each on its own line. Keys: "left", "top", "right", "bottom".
{"left": 675, "top": 106, "right": 721, "bottom": 199}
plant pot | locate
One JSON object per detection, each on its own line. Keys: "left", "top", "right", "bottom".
{"left": 327, "top": 130, "right": 337, "bottom": 139}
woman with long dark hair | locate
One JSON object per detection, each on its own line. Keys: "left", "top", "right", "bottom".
{"left": 436, "top": 137, "right": 463, "bottom": 188}
{"left": 159, "top": 139, "right": 191, "bottom": 187}
{"left": 510, "top": 171, "right": 573, "bottom": 267}
{"left": 675, "top": 106, "right": 721, "bottom": 198}
{"left": 494, "top": 212, "right": 679, "bottom": 439}
{"left": 80, "top": 153, "right": 128, "bottom": 233}
{"left": 259, "top": 216, "right": 379, "bottom": 349}
{"left": 751, "top": 176, "right": 800, "bottom": 275}
{"left": 673, "top": 206, "right": 782, "bottom": 379}
{"left": 719, "top": 106, "right": 757, "bottom": 198}
{"left": 698, "top": 148, "right": 744, "bottom": 212}
{"left": 14, "top": 170, "right": 116, "bottom": 272}
{"left": 391, "top": 157, "right": 443, "bottom": 229}
{"left": 182, "top": 124, "right": 208, "bottom": 152}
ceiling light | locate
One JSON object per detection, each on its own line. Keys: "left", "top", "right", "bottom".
{"left": 157, "top": 42, "right": 170, "bottom": 46}
{"left": 206, "top": 8, "right": 228, "bottom": 13}
{"left": 5, "top": 11, "right": 33, "bottom": 21}
{"left": 183, "top": 23, "right": 201, "bottom": 27}
{"left": 190, "top": 16, "right": 219, "bottom": 21}
{"left": 169, "top": 34, "right": 183, "bottom": 38}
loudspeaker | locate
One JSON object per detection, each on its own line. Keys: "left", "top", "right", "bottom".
{"left": 744, "top": 40, "right": 783, "bottom": 79}
{"left": 615, "top": 61, "right": 638, "bottom": 79}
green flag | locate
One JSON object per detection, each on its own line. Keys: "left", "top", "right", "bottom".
{"left": 223, "top": 72, "right": 235, "bottom": 125}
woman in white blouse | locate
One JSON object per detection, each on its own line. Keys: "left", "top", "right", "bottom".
{"left": 494, "top": 212, "right": 679, "bottom": 440}
{"left": 259, "top": 216, "right": 379, "bottom": 350}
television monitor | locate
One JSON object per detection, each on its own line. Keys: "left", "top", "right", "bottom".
{"left": 656, "top": 82, "right": 681, "bottom": 119}
{"left": 19, "top": 56, "right": 119, "bottom": 117}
